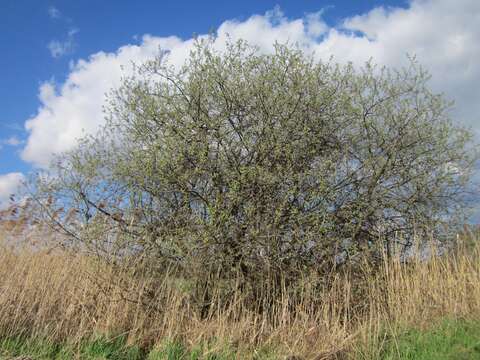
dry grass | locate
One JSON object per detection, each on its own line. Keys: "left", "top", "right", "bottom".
{"left": 0, "top": 226, "right": 479, "bottom": 359}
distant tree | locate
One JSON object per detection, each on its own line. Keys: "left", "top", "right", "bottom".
{"left": 31, "top": 39, "right": 477, "bottom": 280}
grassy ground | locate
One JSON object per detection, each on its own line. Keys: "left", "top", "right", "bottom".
{"left": 370, "top": 319, "right": 480, "bottom": 360}
{"left": 0, "top": 336, "right": 144, "bottom": 359}
{"left": 1, "top": 319, "right": 480, "bottom": 359}
{"left": 0, "top": 336, "right": 276, "bottom": 359}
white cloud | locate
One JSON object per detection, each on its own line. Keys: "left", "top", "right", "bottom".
{"left": 6, "top": 137, "right": 21, "bottom": 146}
{"left": 48, "top": 28, "right": 78, "bottom": 58}
{"left": 23, "top": 0, "right": 480, "bottom": 168}
{"left": 1, "top": 136, "right": 22, "bottom": 147}
{"left": 334, "top": 0, "right": 480, "bottom": 132}
{"left": 24, "top": 35, "right": 175, "bottom": 167}
{"left": 47, "top": 6, "right": 78, "bottom": 58}
{"left": 0, "top": 173, "right": 25, "bottom": 210}
{"left": 47, "top": 39, "right": 71, "bottom": 58}
{"left": 305, "top": 11, "right": 329, "bottom": 38}
{"left": 48, "top": 6, "right": 61, "bottom": 19}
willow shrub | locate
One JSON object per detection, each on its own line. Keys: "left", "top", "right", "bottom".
{"left": 31, "top": 39, "right": 477, "bottom": 293}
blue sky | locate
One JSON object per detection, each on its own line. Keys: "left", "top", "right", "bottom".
{"left": 0, "top": 0, "right": 406, "bottom": 172}
{"left": 0, "top": 0, "right": 479, "bottom": 211}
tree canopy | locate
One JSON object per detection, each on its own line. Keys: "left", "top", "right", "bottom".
{"left": 32, "top": 39, "right": 477, "bottom": 279}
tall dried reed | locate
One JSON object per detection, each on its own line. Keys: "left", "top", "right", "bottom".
{"left": 0, "top": 226, "right": 479, "bottom": 359}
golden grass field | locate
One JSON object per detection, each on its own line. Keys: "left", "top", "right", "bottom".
{"left": 0, "top": 224, "right": 479, "bottom": 359}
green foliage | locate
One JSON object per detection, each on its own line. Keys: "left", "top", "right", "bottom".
{"left": 376, "top": 319, "right": 480, "bottom": 360}
{"left": 147, "top": 340, "right": 238, "bottom": 360}
{"left": 0, "top": 335, "right": 145, "bottom": 359}
{"left": 80, "top": 336, "right": 145, "bottom": 359}
{"left": 5, "top": 320, "right": 480, "bottom": 360}
{"left": 147, "top": 341, "right": 187, "bottom": 360}
{"left": 31, "top": 38, "right": 477, "bottom": 283}
{"left": 0, "top": 336, "right": 275, "bottom": 360}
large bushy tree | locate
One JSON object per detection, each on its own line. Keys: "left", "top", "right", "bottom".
{"left": 32, "top": 39, "right": 477, "bottom": 279}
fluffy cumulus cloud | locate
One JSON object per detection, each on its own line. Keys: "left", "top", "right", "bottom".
{"left": 21, "top": 0, "right": 480, "bottom": 169}
{"left": 0, "top": 173, "right": 25, "bottom": 210}
{"left": 22, "top": 35, "right": 183, "bottom": 167}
